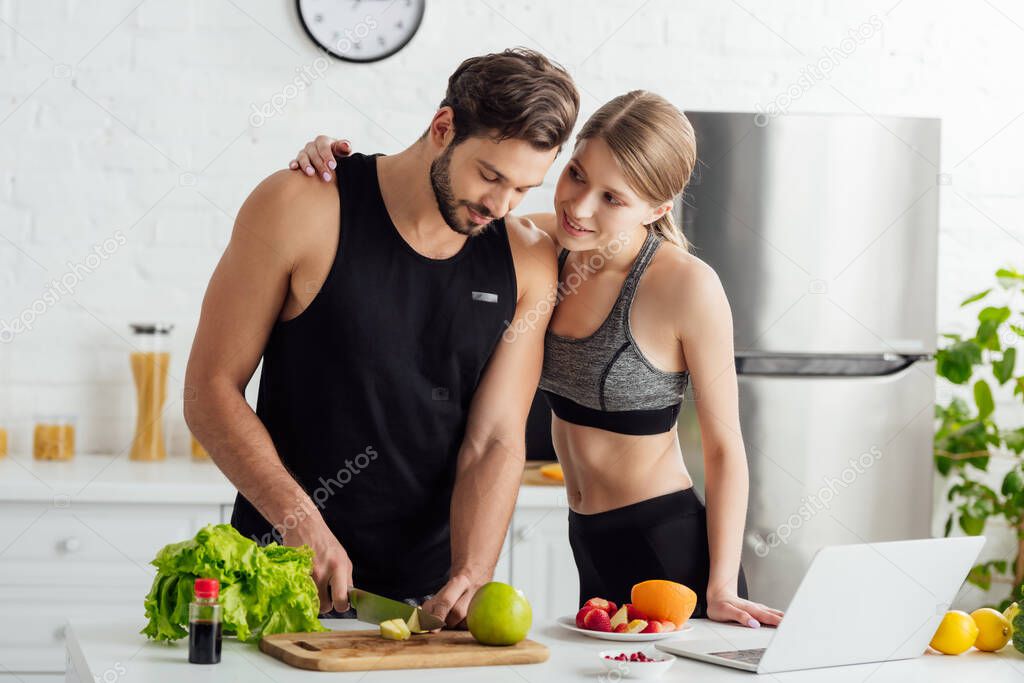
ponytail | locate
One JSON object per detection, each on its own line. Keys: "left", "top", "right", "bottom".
{"left": 649, "top": 203, "right": 689, "bottom": 252}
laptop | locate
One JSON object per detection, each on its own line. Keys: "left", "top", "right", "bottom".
{"left": 656, "top": 536, "right": 985, "bottom": 674}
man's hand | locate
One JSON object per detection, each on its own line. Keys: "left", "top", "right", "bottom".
{"left": 284, "top": 518, "right": 355, "bottom": 614}
{"left": 288, "top": 136, "right": 353, "bottom": 182}
{"left": 421, "top": 573, "right": 488, "bottom": 629}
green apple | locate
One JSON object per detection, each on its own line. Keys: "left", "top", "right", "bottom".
{"left": 466, "top": 582, "right": 532, "bottom": 646}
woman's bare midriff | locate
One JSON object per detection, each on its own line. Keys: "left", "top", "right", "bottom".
{"left": 552, "top": 414, "right": 693, "bottom": 514}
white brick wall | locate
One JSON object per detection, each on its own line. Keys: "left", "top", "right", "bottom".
{"left": 0, "top": 0, "right": 1021, "bottom": 465}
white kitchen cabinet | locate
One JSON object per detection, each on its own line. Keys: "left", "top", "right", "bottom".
{"left": 0, "top": 500, "right": 219, "bottom": 674}
{"left": 508, "top": 507, "right": 579, "bottom": 623}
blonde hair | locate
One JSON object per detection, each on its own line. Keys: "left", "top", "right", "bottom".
{"left": 575, "top": 90, "right": 696, "bottom": 251}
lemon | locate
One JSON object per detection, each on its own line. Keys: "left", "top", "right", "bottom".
{"left": 971, "top": 608, "right": 1011, "bottom": 652}
{"left": 929, "top": 610, "right": 978, "bottom": 655}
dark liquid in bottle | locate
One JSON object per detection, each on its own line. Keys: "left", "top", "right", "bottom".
{"left": 188, "top": 619, "right": 222, "bottom": 664}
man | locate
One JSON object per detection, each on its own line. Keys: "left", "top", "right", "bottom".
{"left": 184, "top": 48, "right": 579, "bottom": 626}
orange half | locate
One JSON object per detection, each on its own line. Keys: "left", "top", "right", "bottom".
{"left": 631, "top": 580, "right": 697, "bottom": 628}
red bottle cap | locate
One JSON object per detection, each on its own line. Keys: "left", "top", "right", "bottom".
{"left": 194, "top": 578, "right": 219, "bottom": 599}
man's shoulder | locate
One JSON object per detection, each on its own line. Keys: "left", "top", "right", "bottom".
{"left": 250, "top": 169, "right": 339, "bottom": 212}
{"left": 504, "top": 213, "right": 557, "bottom": 257}
{"left": 236, "top": 170, "right": 339, "bottom": 249}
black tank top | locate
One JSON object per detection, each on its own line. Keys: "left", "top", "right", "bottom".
{"left": 230, "top": 153, "right": 517, "bottom": 598}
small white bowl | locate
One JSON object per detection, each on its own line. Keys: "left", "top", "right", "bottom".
{"left": 598, "top": 648, "right": 675, "bottom": 679}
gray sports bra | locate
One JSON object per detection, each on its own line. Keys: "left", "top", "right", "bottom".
{"left": 538, "top": 229, "right": 690, "bottom": 435}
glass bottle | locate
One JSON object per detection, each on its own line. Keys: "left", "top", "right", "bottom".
{"left": 188, "top": 578, "right": 222, "bottom": 664}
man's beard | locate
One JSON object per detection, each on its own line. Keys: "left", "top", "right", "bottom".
{"left": 429, "top": 146, "right": 496, "bottom": 236}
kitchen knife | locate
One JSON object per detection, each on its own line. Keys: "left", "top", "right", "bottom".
{"left": 348, "top": 588, "right": 445, "bottom": 631}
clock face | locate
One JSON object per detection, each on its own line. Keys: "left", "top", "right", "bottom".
{"left": 297, "top": 0, "right": 425, "bottom": 63}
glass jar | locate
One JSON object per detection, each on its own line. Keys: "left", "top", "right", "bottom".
{"left": 129, "top": 323, "right": 173, "bottom": 461}
{"left": 33, "top": 415, "right": 76, "bottom": 461}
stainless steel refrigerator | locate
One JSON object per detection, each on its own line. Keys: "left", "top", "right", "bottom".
{"left": 675, "top": 112, "right": 940, "bottom": 609}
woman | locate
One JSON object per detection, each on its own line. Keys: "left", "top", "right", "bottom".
{"left": 288, "top": 91, "right": 783, "bottom": 629}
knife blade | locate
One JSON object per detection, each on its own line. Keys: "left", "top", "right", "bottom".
{"left": 348, "top": 588, "right": 445, "bottom": 631}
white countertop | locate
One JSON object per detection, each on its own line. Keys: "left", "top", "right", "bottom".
{"left": 0, "top": 453, "right": 568, "bottom": 507}
{"left": 66, "top": 617, "right": 1024, "bottom": 682}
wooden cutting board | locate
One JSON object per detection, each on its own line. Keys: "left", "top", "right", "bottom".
{"left": 259, "top": 629, "right": 550, "bottom": 672}
{"left": 522, "top": 462, "right": 564, "bottom": 487}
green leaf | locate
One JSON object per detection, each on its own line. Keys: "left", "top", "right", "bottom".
{"left": 979, "top": 306, "right": 1011, "bottom": 325}
{"left": 1004, "top": 428, "right": 1024, "bottom": 454}
{"left": 959, "top": 512, "right": 986, "bottom": 535}
{"left": 966, "top": 565, "right": 991, "bottom": 589}
{"left": 995, "top": 267, "right": 1024, "bottom": 287}
{"left": 1002, "top": 469, "right": 1024, "bottom": 496}
{"left": 968, "top": 563, "right": 992, "bottom": 590}
{"left": 993, "top": 348, "right": 1017, "bottom": 384}
{"left": 936, "top": 341, "right": 983, "bottom": 384}
{"left": 935, "top": 454, "right": 952, "bottom": 476}
{"left": 1010, "top": 324, "right": 1024, "bottom": 339}
{"left": 976, "top": 319, "right": 1001, "bottom": 350}
{"left": 960, "top": 288, "right": 992, "bottom": 306}
{"left": 943, "top": 514, "right": 953, "bottom": 537}
{"left": 974, "top": 380, "right": 995, "bottom": 419}
{"left": 1015, "top": 377, "right": 1024, "bottom": 398}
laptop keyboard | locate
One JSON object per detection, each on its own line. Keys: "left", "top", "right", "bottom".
{"left": 708, "top": 647, "right": 766, "bottom": 665}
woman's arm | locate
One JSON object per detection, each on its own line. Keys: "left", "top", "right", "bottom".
{"left": 676, "top": 259, "right": 784, "bottom": 628}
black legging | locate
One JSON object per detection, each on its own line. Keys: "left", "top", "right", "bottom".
{"left": 568, "top": 487, "right": 748, "bottom": 617}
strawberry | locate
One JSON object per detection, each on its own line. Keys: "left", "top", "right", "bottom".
{"left": 626, "top": 604, "right": 648, "bottom": 621}
{"left": 584, "top": 597, "right": 617, "bottom": 615}
{"left": 613, "top": 623, "right": 629, "bottom": 633}
{"left": 575, "top": 605, "right": 598, "bottom": 629}
{"left": 640, "top": 620, "right": 665, "bottom": 634}
{"left": 582, "top": 606, "right": 613, "bottom": 632}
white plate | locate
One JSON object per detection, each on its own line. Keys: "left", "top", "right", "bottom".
{"left": 557, "top": 615, "right": 692, "bottom": 642}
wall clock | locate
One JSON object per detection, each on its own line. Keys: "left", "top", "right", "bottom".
{"left": 297, "top": 0, "right": 425, "bottom": 63}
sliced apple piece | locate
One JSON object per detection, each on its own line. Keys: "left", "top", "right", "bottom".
{"left": 624, "top": 618, "right": 648, "bottom": 634}
{"left": 406, "top": 610, "right": 429, "bottom": 634}
{"left": 610, "top": 605, "right": 629, "bottom": 629}
{"left": 381, "top": 618, "right": 411, "bottom": 640}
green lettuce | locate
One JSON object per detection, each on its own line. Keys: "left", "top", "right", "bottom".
{"left": 141, "top": 523, "right": 328, "bottom": 643}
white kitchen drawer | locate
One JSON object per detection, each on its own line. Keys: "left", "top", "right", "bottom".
{"left": 0, "top": 675, "right": 64, "bottom": 682}
{"left": 0, "top": 586, "right": 142, "bottom": 672}
{"left": 0, "top": 500, "right": 219, "bottom": 674}
{"left": 0, "top": 502, "right": 219, "bottom": 585}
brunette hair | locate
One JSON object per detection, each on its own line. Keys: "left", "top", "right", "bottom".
{"left": 439, "top": 48, "right": 579, "bottom": 150}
